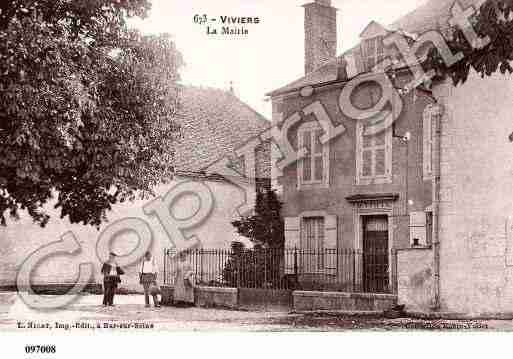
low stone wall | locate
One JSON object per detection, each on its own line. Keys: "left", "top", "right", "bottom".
{"left": 160, "top": 285, "right": 238, "bottom": 309}
{"left": 195, "top": 286, "right": 238, "bottom": 309}
{"left": 162, "top": 286, "right": 398, "bottom": 312}
{"left": 397, "top": 248, "right": 433, "bottom": 312}
{"left": 160, "top": 286, "right": 174, "bottom": 306}
{"left": 293, "top": 291, "right": 397, "bottom": 312}
{"left": 238, "top": 288, "right": 292, "bottom": 311}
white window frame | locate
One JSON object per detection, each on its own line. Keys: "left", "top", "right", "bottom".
{"left": 297, "top": 122, "right": 330, "bottom": 189}
{"left": 356, "top": 122, "right": 392, "bottom": 185}
{"left": 361, "top": 36, "right": 385, "bottom": 72}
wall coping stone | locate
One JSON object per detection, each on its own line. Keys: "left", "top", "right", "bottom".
{"left": 293, "top": 291, "right": 397, "bottom": 301}
{"left": 293, "top": 310, "right": 384, "bottom": 316}
{"left": 196, "top": 286, "right": 238, "bottom": 294}
{"left": 397, "top": 247, "right": 432, "bottom": 252}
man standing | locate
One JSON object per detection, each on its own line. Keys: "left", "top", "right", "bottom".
{"left": 101, "top": 253, "right": 125, "bottom": 307}
{"left": 139, "top": 251, "right": 160, "bottom": 308}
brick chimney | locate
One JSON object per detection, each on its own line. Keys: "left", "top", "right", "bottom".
{"left": 303, "top": 0, "right": 338, "bottom": 75}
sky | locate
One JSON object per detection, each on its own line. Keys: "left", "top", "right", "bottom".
{"left": 132, "top": 0, "right": 429, "bottom": 118}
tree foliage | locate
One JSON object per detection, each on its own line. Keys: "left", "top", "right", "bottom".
{"left": 231, "top": 188, "right": 284, "bottom": 249}
{"left": 427, "top": 0, "right": 513, "bottom": 85}
{"left": 222, "top": 189, "right": 285, "bottom": 288}
{"left": 0, "top": 0, "right": 183, "bottom": 226}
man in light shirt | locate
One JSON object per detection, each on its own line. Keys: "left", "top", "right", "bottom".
{"left": 139, "top": 251, "right": 160, "bottom": 308}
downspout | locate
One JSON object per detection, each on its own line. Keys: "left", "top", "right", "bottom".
{"left": 418, "top": 86, "right": 443, "bottom": 311}
{"left": 431, "top": 102, "right": 442, "bottom": 311}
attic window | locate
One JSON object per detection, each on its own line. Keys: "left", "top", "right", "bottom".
{"left": 362, "top": 36, "right": 385, "bottom": 72}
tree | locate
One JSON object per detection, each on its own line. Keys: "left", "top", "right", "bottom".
{"left": 231, "top": 188, "right": 285, "bottom": 249}
{"left": 222, "top": 189, "right": 286, "bottom": 288}
{"left": 0, "top": 1, "right": 183, "bottom": 226}
{"left": 426, "top": 0, "right": 513, "bottom": 85}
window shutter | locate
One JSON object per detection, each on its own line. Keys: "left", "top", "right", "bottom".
{"left": 386, "top": 130, "right": 392, "bottom": 176}
{"left": 423, "top": 106, "right": 434, "bottom": 179}
{"left": 324, "top": 215, "right": 338, "bottom": 275}
{"left": 314, "top": 130, "right": 324, "bottom": 181}
{"left": 409, "top": 212, "right": 427, "bottom": 246}
{"left": 345, "top": 54, "right": 358, "bottom": 78}
{"left": 284, "top": 217, "right": 300, "bottom": 274}
{"left": 354, "top": 47, "right": 365, "bottom": 74}
{"left": 302, "top": 131, "right": 312, "bottom": 182}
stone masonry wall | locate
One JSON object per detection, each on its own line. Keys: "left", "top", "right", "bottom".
{"left": 397, "top": 248, "right": 433, "bottom": 312}
{"left": 433, "top": 70, "right": 513, "bottom": 315}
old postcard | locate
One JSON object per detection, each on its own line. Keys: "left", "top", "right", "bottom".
{"left": 1, "top": 0, "right": 513, "bottom": 356}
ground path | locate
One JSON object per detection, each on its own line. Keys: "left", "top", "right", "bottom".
{"left": 1, "top": 293, "right": 513, "bottom": 331}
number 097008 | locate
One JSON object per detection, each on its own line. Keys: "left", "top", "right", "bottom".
{"left": 25, "top": 345, "right": 56, "bottom": 354}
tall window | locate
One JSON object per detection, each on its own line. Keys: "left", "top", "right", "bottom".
{"left": 301, "top": 217, "right": 325, "bottom": 271}
{"left": 298, "top": 123, "right": 329, "bottom": 187}
{"left": 362, "top": 36, "right": 385, "bottom": 72}
{"left": 356, "top": 123, "right": 392, "bottom": 185}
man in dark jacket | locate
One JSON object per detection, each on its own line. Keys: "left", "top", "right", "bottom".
{"left": 101, "top": 253, "right": 125, "bottom": 307}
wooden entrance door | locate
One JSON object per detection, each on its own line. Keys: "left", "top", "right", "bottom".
{"left": 362, "top": 216, "right": 389, "bottom": 293}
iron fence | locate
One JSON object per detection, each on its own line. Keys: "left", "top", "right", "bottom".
{"left": 164, "top": 247, "right": 396, "bottom": 294}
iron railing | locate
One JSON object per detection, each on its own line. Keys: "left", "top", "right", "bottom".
{"left": 164, "top": 248, "right": 396, "bottom": 294}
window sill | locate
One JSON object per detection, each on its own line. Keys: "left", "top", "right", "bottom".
{"left": 356, "top": 176, "right": 392, "bottom": 186}
{"left": 297, "top": 182, "right": 330, "bottom": 191}
{"left": 398, "top": 245, "right": 433, "bottom": 251}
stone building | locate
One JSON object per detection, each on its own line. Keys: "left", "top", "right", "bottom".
{"left": 268, "top": 0, "right": 513, "bottom": 316}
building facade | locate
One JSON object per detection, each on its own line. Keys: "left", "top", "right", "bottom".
{"left": 270, "top": 0, "right": 513, "bottom": 316}
{"left": 268, "top": 0, "right": 436, "bottom": 294}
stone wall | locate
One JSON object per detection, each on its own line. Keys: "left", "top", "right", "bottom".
{"left": 194, "top": 286, "right": 238, "bottom": 309}
{"left": 293, "top": 291, "right": 397, "bottom": 312}
{"left": 432, "top": 70, "right": 513, "bottom": 315}
{"left": 397, "top": 248, "right": 433, "bottom": 312}
{"left": 159, "top": 286, "right": 238, "bottom": 309}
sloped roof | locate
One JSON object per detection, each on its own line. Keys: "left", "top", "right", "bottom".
{"left": 174, "top": 86, "right": 270, "bottom": 172}
{"left": 391, "top": 0, "right": 482, "bottom": 34}
{"left": 267, "top": 0, "right": 484, "bottom": 96}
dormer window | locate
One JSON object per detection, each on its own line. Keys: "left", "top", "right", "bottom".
{"left": 362, "top": 36, "right": 385, "bottom": 72}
